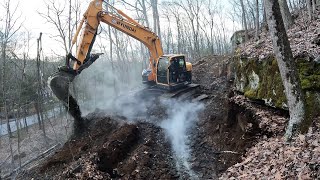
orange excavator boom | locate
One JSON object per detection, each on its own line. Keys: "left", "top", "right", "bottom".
{"left": 70, "top": 0, "right": 163, "bottom": 82}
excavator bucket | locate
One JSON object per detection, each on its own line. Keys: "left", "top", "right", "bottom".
{"left": 49, "top": 71, "right": 75, "bottom": 104}
{"left": 48, "top": 70, "right": 85, "bottom": 132}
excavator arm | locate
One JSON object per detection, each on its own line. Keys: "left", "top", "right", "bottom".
{"left": 70, "top": 0, "right": 163, "bottom": 82}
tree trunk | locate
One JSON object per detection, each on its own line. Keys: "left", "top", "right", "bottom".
{"left": 307, "top": 0, "right": 313, "bottom": 20}
{"left": 255, "top": 0, "right": 260, "bottom": 39}
{"left": 1, "top": 33, "right": 14, "bottom": 169}
{"left": 240, "top": 0, "right": 249, "bottom": 42}
{"left": 262, "top": 2, "right": 268, "bottom": 30}
{"left": 2, "top": 44, "right": 12, "bottom": 138}
{"left": 170, "top": 6, "right": 182, "bottom": 54}
{"left": 312, "top": 0, "right": 316, "bottom": 13}
{"left": 108, "top": 26, "right": 117, "bottom": 96}
{"left": 151, "top": 0, "right": 161, "bottom": 40}
{"left": 140, "top": 0, "right": 150, "bottom": 27}
{"left": 68, "top": 0, "right": 72, "bottom": 50}
{"left": 264, "top": 0, "right": 307, "bottom": 140}
{"left": 278, "top": 0, "right": 294, "bottom": 29}
{"left": 36, "top": 33, "right": 47, "bottom": 143}
{"left": 24, "top": 108, "right": 28, "bottom": 133}
{"left": 15, "top": 113, "right": 22, "bottom": 168}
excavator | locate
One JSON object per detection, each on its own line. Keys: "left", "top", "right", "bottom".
{"left": 49, "top": 0, "right": 198, "bottom": 131}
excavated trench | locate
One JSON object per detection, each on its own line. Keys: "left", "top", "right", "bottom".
{"left": 13, "top": 56, "right": 275, "bottom": 179}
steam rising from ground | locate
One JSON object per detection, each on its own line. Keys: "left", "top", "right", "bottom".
{"left": 160, "top": 99, "right": 204, "bottom": 178}
{"left": 74, "top": 56, "right": 204, "bottom": 177}
{"left": 74, "top": 56, "right": 145, "bottom": 117}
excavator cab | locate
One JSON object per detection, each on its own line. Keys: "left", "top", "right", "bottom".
{"left": 155, "top": 54, "right": 192, "bottom": 91}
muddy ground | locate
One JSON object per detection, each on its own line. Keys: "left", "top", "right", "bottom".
{"left": 12, "top": 55, "right": 284, "bottom": 179}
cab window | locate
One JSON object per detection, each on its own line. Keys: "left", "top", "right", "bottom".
{"left": 179, "top": 58, "right": 185, "bottom": 69}
{"left": 157, "top": 57, "right": 169, "bottom": 75}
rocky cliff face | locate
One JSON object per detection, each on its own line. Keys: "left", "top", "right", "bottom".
{"left": 234, "top": 54, "right": 320, "bottom": 130}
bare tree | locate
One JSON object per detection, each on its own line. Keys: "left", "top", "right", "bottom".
{"left": 176, "top": 0, "right": 203, "bottom": 58}
{"left": 21, "top": 31, "right": 30, "bottom": 132}
{"left": 168, "top": 3, "right": 183, "bottom": 53}
{"left": 39, "top": 0, "right": 81, "bottom": 54}
{"left": 240, "top": 0, "right": 249, "bottom": 42}
{"left": 278, "top": 0, "right": 294, "bottom": 29}
{"left": 36, "top": 32, "right": 48, "bottom": 144}
{"left": 255, "top": 0, "right": 260, "bottom": 39}
{"left": 132, "top": 0, "right": 150, "bottom": 69}
{"left": 264, "top": 0, "right": 307, "bottom": 140}
{"left": 1, "top": 0, "right": 22, "bottom": 167}
{"left": 307, "top": 0, "right": 313, "bottom": 20}
{"left": 312, "top": 0, "right": 316, "bottom": 13}
{"left": 151, "top": 0, "right": 162, "bottom": 40}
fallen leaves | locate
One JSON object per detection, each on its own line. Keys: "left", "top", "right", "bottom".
{"left": 238, "top": 10, "right": 320, "bottom": 61}
{"left": 222, "top": 91, "right": 320, "bottom": 179}
{"left": 62, "top": 153, "right": 108, "bottom": 180}
{"left": 230, "top": 95, "right": 287, "bottom": 135}
{"left": 220, "top": 116, "right": 320, "bottom": 180}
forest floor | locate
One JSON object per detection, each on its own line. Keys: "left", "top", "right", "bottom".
{"left": 239, "top": 9, "right": 320, "bottom": 59}
{"left": 0, "top": 113, "right": 73, "bottom": 177}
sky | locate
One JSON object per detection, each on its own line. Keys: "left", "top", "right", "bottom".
{"left": 3, "top": 0, "right": 238, "bottom": 58}
{"left": 4, "top": 0, "right": 88, "bottom": 57}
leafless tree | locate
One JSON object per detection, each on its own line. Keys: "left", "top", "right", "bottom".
{"left": 0, "top": 0, "right": 22, "bottom": 167}
{"left": 264, "top": 0, "right": 307, "bottom": 140}
{"left": 255, "top": 0, "right": 260, "bottom": 39}
{"left": 39, "top": 0, "right": 81, "bottom": 54}
{"left": 240, "top": 0, "right": 249, "bottom": 42}
{"left": 278, "top": 0, "right": 294, "bottom": 29}
{"left": 36, "top": 33, "right": 48, "bottom": 144}
{"left": 307, "top": 0, "right": 313, "bottom": 20}
{"left": 312, "top": 0, "right": 316, "bottom": 13}
{"left": 151, "top": 0, "right": 162, "bottom": 40}
{"left": 175, "top": 0, "right": 203, "bottom": 58}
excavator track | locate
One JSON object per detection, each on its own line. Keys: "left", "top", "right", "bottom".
{"left": 132, "top": 83, "right": 208, "bottom": 102}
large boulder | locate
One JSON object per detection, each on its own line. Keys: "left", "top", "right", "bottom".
{"left": 234, "top": 54, "right": 320, "bottom": 127}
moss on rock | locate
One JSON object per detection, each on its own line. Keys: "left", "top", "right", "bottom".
{"left": 234, "top": 55, "right": 320, "bottom": 118}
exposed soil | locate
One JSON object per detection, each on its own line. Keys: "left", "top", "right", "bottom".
{"left": 20, "top": 114, "right": 178, "bottom": 179}
{"left": 12, "top": 55, "right": 281, "bottom": 179}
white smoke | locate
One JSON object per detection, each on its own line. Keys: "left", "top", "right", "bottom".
{"left": 160, "top": 99, "right": 204, "bottom": 178}
{"left": 74, "top": 55, "right": 204, "bottom": 177}
{"left": 74, "top": 55, "right": 146, "bottom": 119}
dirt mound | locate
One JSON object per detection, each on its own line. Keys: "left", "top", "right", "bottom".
{"left": 192, "top": 55, "right": 231, "bottom": 90}
{"left": 18, "top": 113, "right": 178, "bottom": 179}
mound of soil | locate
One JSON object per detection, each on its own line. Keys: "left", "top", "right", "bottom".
{"left": 19, "top": 113, "right": 178, "bottom": 179}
